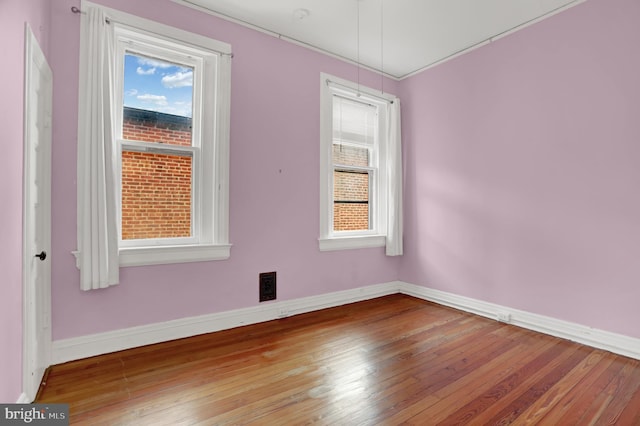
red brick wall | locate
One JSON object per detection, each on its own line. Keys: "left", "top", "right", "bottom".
{"left": 123, "top": 122, "right": 191, "bottom": 146}
{"left": 334, "top": 170, "right": 369, "bottom": 231}
{"left": 333, "top": 203, "right": 369, "bottom": 231}
{"left": 121, "top": 108, "right": 193, "bottom": 240}
{"left": 333, "top": 144, "right": 370, "bottom": 231}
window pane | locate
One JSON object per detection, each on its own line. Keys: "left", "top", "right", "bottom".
{"left": 332, "top": 143, "right": 369, "bottom": 167}
{"left": 123, "top": 53, "right": 193, "bottom": 146}
{"left": 333, "top": 169, "right": 370, "bottom": 231}
{"left": 121, "top": 150, "right": 192, "bottom": 240}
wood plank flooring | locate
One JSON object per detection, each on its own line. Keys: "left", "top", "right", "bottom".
{"left": 36, "top": 294, "right": 640, "bottom": 425}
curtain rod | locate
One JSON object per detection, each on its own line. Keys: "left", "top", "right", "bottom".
{"left": 326, "top": 79, "right": 394, "bottom": 105}
{"left": 71, "top": 6, "right": 111, "bottom": 24}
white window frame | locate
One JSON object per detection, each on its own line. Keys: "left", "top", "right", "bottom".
{"left": 319, "top": 73, "right": 394, "bottom": 251}
{"left": 78, "top": 2, "right": 232, "bottom": 267}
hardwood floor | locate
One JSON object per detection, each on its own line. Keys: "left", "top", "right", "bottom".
{"left": 37, "top": 294, "right": 640, "bottom": 425}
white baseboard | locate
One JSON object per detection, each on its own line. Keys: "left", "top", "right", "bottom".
{"left": 52, "top": 281, "right": 399, "bottom": 364}
{"left": 52, "top": 280, "right": 640, "bottom": 365}
{"left": 398, "top": 282, "right": 640, "bottom": 361}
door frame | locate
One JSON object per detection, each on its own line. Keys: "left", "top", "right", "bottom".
{"left": 22, "top": 23, "right": 53, "bottom": 403}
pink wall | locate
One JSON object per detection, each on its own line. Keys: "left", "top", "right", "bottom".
{"left": 20, "top": 0, "right": 638, "bottom": 375}
{"left": 49, "top": 0, "right": 400, "bottom": 340}
{"left": 399, "top": 0, "right": 640, "bottom": 339}
{"left": 0, "top": 0, "right": 51, "bottom": 403}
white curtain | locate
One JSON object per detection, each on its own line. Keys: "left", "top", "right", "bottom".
{"left": 386, "top": 99, "right": 403, "bottom": 256}
{"left": 77, "top": 6, "right": 120, "bottom": 290}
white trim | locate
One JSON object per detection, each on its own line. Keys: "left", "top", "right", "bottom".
{"left": 16, "top": 393, "right": 31, "bottom": 404}
{"left": 84, "top": 0, "right": 231, "bottom": 55}
{"left": 212, "top": 53, "right": 232, "bottom": 246}
{"left": 119, "top": 244, "right": 231, "bottom": 266}
{"left": 52, "top": 282, "right": 399, "bottom": 364}
{"left": 398, "top": 282, "right": 640, "bottom": 361}
{"left": 51, "top": 280, "right": 640, "bottom": 365}
{"left": 318, "top": 235, "right": 385, "bottom": 251}
{"left": 73, "top": 246, "right": 232, "bottom": 268}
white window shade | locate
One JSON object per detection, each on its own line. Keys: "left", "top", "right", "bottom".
{"left": 333, "top": 95, "right": 376, "bottom": 146}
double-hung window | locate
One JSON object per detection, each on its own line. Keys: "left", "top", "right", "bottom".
{"left": 319, "top": 73, "right": 399, "bottom": 251}
{"left": 77, "top": 2, "right": 232, "bottom": 283}
{"left": 113, "top": 19, "right": 231, "bottom": 267}
{"left": 116, "top": 30, "right": 202, "bottom": 245}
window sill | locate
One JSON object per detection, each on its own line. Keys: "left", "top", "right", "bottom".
{"left": 119, "top": 244, "right": 231, "bottom": 267}
{"left": 318, "top": 235, "right": 386, "bottom": 252}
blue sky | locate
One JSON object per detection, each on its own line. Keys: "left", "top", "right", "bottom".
{"left": 123, "top": 54, "right": 193, "bottom": 117}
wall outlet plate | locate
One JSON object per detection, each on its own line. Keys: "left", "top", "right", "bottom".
{"left": 259, "top": 271, "right": 277, "bottom": 302}
{"left": 277, "top": 308, "right": 289, "bottom": 318}
{"left": 497, "top": 312, "right": 512, "bottom": 323}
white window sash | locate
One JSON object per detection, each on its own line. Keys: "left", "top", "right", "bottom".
{"left": 118, "top": 140, "right": 199, "bottom": 247}
{"left": 331, "top": 94, "right": 381, "bottom": 235}
{"left": 332, "top": 166, "right": 375, "bottom": 234}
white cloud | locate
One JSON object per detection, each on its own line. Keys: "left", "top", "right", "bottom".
{"left": 137, "top": 57, "right": 174, "bottom": 69}
{"left": 136, "top": 67, "right": 156, "bottom": 75}
{"left": 162, "top": 70, "right": 193, "bottom": 88}
{"left": 137, "top": 93, "right": 168, "bottom": 106}
{"left": 161, "top": 104, "right": 193, "bottom": 117}
{"left": 169, "top": 102, "right": 192, "bottom": 117}
{"left": 125, "top": 89, "right": 138, "bottom": 96}
{"left": 174, "top": 102, "right": 192, "bottom": 117}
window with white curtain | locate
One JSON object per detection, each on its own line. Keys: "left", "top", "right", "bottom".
{"left": 76, "top": 1, "right": 232, "bottom": 289}
{"left": 319, "top": 73, "right": 403, "bottom": 254}
{"left": 112, "top": 24, "right": 233, "bottom": 267}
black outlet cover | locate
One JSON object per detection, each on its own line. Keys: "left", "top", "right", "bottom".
{"left": 259, "top": 271, "right": 276, "bottom": 302}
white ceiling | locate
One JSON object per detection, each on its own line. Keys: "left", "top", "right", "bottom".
{"left": 175, "top": 0, "right": 587, "bottom": 79}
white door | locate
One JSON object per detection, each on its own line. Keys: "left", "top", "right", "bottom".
{"left": 23, "top": 24, "right": 53, "bottom": 402}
